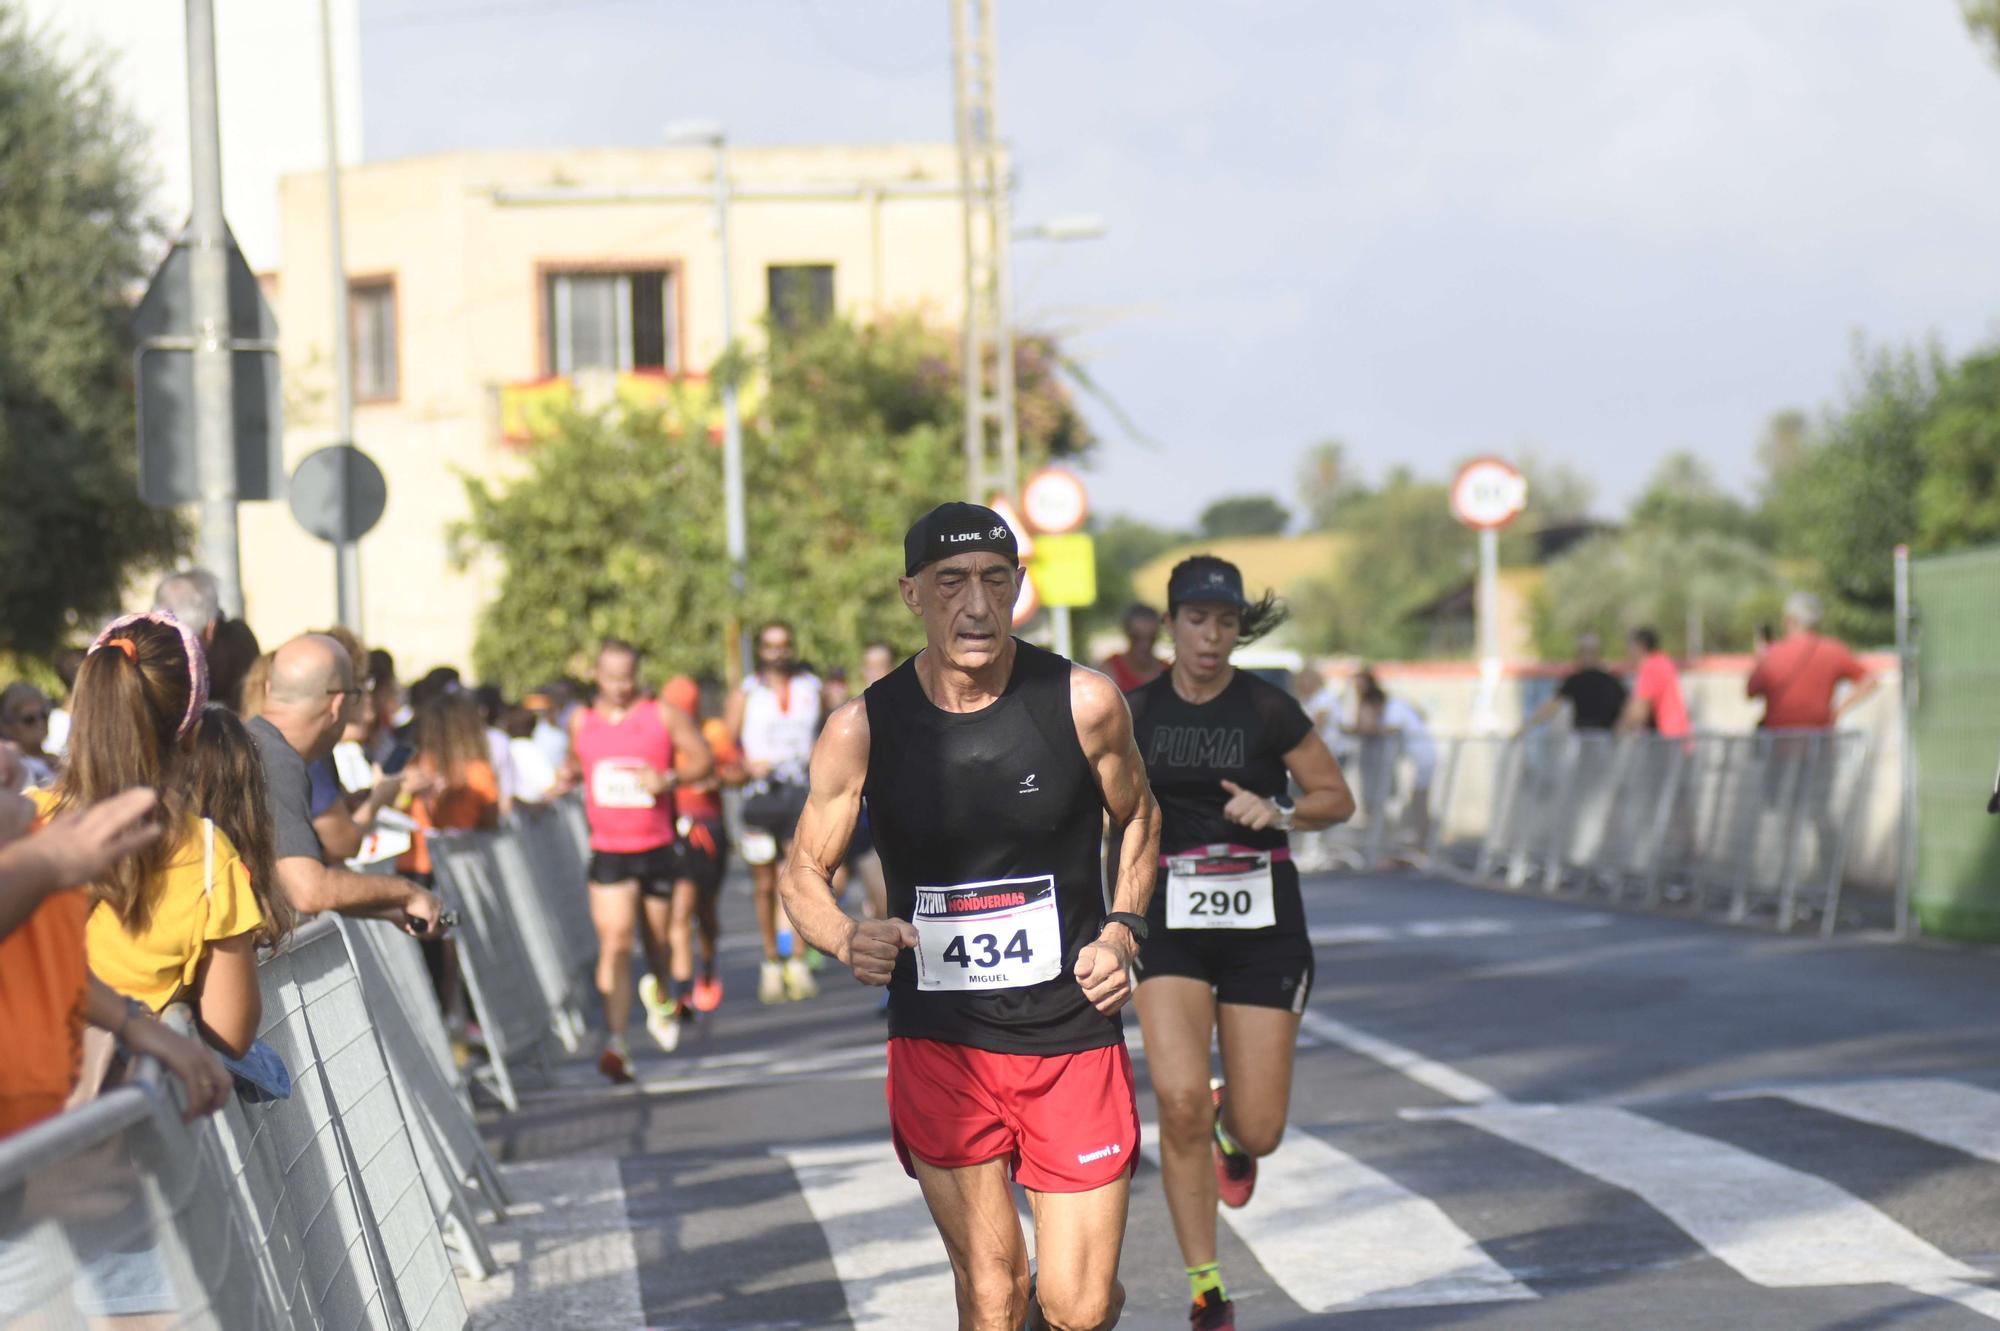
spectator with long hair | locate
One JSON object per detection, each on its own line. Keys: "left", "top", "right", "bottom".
{"left": 182, "top": 705, "right": 297, "bottom": 948}
{"left": 205, "top": 616, "right": 262, "bottom": 729}
{"left": 40, "top": 613, "right": 263, "bottom": 1059}
{"left": 397, "top": 692, "right": 502, "bottom": 880}
{"left": 0, "top": 744, "right": 230, "bottom": 1139}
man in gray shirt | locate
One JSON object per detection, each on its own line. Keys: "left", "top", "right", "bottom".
{"left": 250, "top": 634, "right": 443, "bottom": 932}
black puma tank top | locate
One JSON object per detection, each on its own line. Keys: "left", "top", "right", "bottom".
{"left": 863, "top": 639, "right": 1120, "bottom": 1056}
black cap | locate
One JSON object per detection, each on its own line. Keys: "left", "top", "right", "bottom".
{"left": 1166, "top": 556, "right": 1250, "bottom": 611}
{"left": 904, "top": 502, "right": 1019, "bottom": 576}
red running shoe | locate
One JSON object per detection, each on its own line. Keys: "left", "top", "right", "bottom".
{"left": 1212, "top": 1081, "right": 1257, "bottom": 1208}
{"left": 1190, "top": 1290, "right": 1236, "bottom": 1330}
{"left": 691, "top": 975, "right": 724, "bottom": 1013}
{"left": 598, "top": 1038, "right": 635, "bottom": 1085}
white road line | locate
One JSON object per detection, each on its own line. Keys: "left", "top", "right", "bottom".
{"left": 1143, "top": 1122, "right": 1535, "bottom": 1314}
{"left": 774, "top": 1140, "right": 955, "bottom": 1331}
{"left": 1297, "top": 1010, "right": 1503, "bottom": 1105}
{"left": 462, "top": 1158, "right": 644, "bottom": 1331}
{"left": 1435, "top": 1104, "right": 1991, "bottom": 1294}
{"left": 1309, "top": 914, "right": 1612, "bottom": 947}
{"left": 1745, "top": 1079, "right": 2000, "bottom": 1168}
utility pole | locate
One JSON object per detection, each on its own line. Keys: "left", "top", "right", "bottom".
{"left": 951, "top": 0, "right": 1018, "bottom": 506}
{"left": 713, "top": 134, "right": 750, "bottom": 687}
{"left": 320, "top": 0, "right": 361, "bottom": 631}
{"left": 186, "top": 0, "right": 242, "bottom": 615}
{"left": 663, "top": 121, "right": 750, "bottom": 686}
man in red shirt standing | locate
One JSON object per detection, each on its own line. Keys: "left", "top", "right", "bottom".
{"left": 1618, "top": 627, "right": 1690, "bottom": 738}
{"left": 1747, "top": 593, "right": 1878, "bottom": 730}
{"left": 1100, "top": 604, "right": 1166, "bottom": 694}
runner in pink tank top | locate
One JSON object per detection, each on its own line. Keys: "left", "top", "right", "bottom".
{"left": 561, "top": 640, "right": 712, "bottom": 1082}
{"left": 575, "top": 699, "right": 677, "bottom": 852}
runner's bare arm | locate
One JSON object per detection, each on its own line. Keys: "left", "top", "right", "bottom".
{"left": 1222, "top": 730, "right": 1355, "bottom": 832}
{"left": 660, "top": 702, "right": 715, "bottom": 784}
{"left": 779, "top": 699, "right": 915, "bottom": 985}
{"left": 1073, "top": 666, "right": 1159, "bottom": 1014}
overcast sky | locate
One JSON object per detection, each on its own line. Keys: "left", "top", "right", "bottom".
{"left": 363, "top": 0, "right": 2000, "bottom": 528}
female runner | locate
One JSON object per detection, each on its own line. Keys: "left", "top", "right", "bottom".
{"left": 1126, "top": 555, "right": 1356, "bottom": 1331}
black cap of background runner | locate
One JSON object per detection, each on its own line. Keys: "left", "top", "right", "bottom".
{"left": 903, "top": 502, "right": 1020, "bottom": 576}
{"left": 1166, "top": 555, "right": 1251, "bottom": 611}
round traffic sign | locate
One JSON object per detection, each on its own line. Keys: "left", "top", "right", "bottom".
{"left": 1011, "top": 569, "right": 1041, "bottom": 628}
{"left": 1021, "top": 466, "right": 1089, "bottom": 535}
{"left": 290, "top": 444, "right": 387, "bottom": 544}
{"left": 1450, "top": 457, "right": 1529, "bottom": 531}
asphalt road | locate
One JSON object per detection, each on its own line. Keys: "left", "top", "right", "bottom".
{"left": 470, "top": 869, "right": 2000, "bottom": 1330}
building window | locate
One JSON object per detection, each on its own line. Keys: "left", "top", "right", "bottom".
{"left": 545, "top": 268, "right": 676, "bottom": 376}
{"left": 767, "top": 264, "right": 835, "bottom": 333}
{"left": 350, "top": 279, "right": 398, "bottom": 402}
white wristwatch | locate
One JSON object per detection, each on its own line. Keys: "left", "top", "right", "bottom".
{"left": 1271, "top": 795, "right": 1296, "bottom": 832}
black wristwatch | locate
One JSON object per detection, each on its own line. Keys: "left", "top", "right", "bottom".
{"left": 1103, "top": 911, "right": 1150, "bottom": 941}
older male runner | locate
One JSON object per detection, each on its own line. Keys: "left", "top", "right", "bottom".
{"left": 780, "top": 502, "right": 1161, "bottom": 1331}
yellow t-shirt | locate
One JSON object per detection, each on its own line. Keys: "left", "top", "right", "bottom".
{"left": 31, "top": 791, "right": 267, "bottom": 1012}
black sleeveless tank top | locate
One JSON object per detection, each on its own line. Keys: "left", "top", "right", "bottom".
{"left": 864, "top": 639, "right": 1121, "bottom": 1056}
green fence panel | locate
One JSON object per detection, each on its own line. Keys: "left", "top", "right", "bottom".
{"left": 1911, "top": 544, "right": 2000, "bottom": 940}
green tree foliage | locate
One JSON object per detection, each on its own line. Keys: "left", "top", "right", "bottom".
{"left": 458, "top": 313, "right": 1095, "bottom": 691}
{"left": 1515, "top": 448, "right": 1596, "bottom": 528}
{"left": 1531, "top": 449, "right": 1788, "bottom": 656}
{"left": 1915, "top": 347, "right": 2000, "bottom": 551}
{"left": 1295, "top": 440, "right": 1370, "bottom": 531}
{"left": 1198, "top": 494, "right": 1291, "bottom": 538}
{"left": 1291, "top": 469, "right": 1468, "bottom": 659}
{"left": 1531, "top": 527, "right": 1784, "bottom": 658}
{"left": 0, "top": 9, "right": 182, "bottom": 657}
{"left": 1626, "top": 450, "right": 1767, "bottom": 545}
{"left": 1962, "top": 0, "right": 2000, "bottom": 66}
{"left": 1765, "top": 342, "right": 1939, "bottom": 646}
{"left": 1077, "top": 515, "right": 1188, "bottom": 641}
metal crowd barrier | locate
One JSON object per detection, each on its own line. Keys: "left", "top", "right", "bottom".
{"left": 511, "top": 800, "right": 600, "bottom": 985}
{"left": 4, "top": 807, "right": 603, "bottom": 1327}
{"left": 211, "top": 917, "right": 469, "bottom": 1330}
{"left": 489, "top": 824, "right": 591, "bottom": 1052}
{"left": 0, "top": 1032, "right": 282, "bottom": 1329}
{"left": 428, "top": 834, "right": 557, "bottom": 1113}
{"left": 1409, "top": 729, "right": 1870, "bottom": 934}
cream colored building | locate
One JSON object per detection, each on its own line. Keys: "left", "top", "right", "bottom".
{"left": 247, "top": 144, "right": 969, "bottom": 672}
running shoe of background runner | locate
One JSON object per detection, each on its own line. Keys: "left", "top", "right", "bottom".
{"left": 783, "top": 955, "right": 818, "bottom": 1000}
{"left": 759, "top": 959, "right": 787, "bottom": 1004}
{"left": 691, "top": 974, "right": 724, "bottom": 1012}
{"left": 598, "top": 1034, "right": 635, "bottom": 1084}
{"left": 1212, "top": 1081, "right": 1256, "bottom": 1207}
{"left": 1189, "top": 1289, "right": 1236, "bottom": 1330}
{"left": 638, "top": 973, "right": 683, "bottom": 1052}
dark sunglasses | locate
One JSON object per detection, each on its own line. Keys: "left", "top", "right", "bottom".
{"left": 7, "top": 710, "right": 48, "bottom": 725}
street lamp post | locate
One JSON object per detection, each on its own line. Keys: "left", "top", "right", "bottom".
{"left": 1008, "top": 216, "right": 1105, "bottom": 661}
{"left": 665, "top": 120, "right": 749, "bottom": 685}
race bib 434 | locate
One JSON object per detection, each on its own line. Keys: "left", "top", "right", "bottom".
{"left": 912, "top": 875, "right": 1063, "bottom": 992}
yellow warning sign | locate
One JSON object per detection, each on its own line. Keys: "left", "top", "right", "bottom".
{"left": 1029, "top": 533, "right": 1097, "bottom": 607}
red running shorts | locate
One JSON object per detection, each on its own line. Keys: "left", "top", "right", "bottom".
{"left": 885, "top": 1037, "right": 1140, "bottom": 1194}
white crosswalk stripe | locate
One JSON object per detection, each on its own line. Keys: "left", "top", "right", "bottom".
{"left": 769, "top": 1074, "right": 2000, "bottom": 1326}
{"left": 773, "top": 1140, "right": 954, "bottom": 1331}
{"left": 1142, "top": 1121, "right": 1537, "bottom": 1314}
{"left": 1746, "top": 1078, "right": 2000, "bottom": 1167}
{"left": 1434, "top": 1103, "right": 1991, "bottom": 1291}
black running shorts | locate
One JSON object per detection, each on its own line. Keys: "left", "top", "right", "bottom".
{"left": 589, "top": 843, "right": 679, "bottom": 898}
{"left": 1135, "top": 925, "right": 1314, "bottom": 1014}
{"left": 672, "top": 816, "right": 729, "bottom": 896}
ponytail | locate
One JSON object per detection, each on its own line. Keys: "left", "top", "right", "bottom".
{"left": 55, "top": 615, "right": 203, "bottom": 930}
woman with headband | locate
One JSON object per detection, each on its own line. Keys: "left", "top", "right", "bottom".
{"left": 34, "top": 613, "right": 266, "bottom": 1061}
